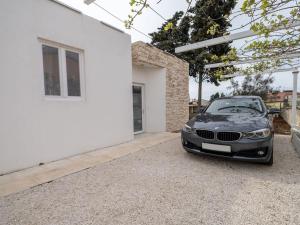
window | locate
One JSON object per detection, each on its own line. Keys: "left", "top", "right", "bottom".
{"left": 42, "top": 45, "right": 61, "bottom": 96}
{"left": 66, "top": 51, "right": 81, "bottom": 97}
{"left": 41, "top": 42, "right": 83, "bottom": 99}
{"left": 206, "top": 98, "right": 264, "bottom": 114}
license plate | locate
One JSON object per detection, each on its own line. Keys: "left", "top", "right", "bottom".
{"left": 202, "top": 143, "right": 231, "bottom": 153}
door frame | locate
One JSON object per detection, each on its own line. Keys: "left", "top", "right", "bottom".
{"left": 133, "top": 83, "right": 145, "bottom": 134}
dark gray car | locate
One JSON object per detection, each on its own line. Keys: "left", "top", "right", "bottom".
{"left": 181, "top": 96, "right": 274, "bottom": 165}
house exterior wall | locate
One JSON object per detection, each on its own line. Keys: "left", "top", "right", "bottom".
{"left": 132, "top": 42, "right": 189, "bottom": 131}
{"left": 0, "top": 0, "right": 133, "bottom": 174}
{"left": 132, "top": 65, "right": 166, "bottom": 132}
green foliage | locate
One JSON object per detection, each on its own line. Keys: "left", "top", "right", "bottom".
{"left": 207, "top": 23, "right": 220, "bottom": 35}
{"left": 125, "top": 0, "right": 149, "bottom": 28}
{"left": 238, "top": 0, "right": 300, "bottom": 73}
{"left": 229, "top": 74, "right": 275, "bottom": 100}
{"left": 149, "top": 0, "right": 236, "bottom": 86}
{"left": 210, "top": 92, "right": 225, "bottom": 101}
{"left": 126, "top": 0, "right": 300, "bottom": 77}
{"left": 164, "top": 22, "right": 174, "bottom": 31}
{"left": 208, "top": 0, "right": 300, "bottom": 77}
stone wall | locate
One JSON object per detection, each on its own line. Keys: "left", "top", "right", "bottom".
{"left": 132, "top": 41, "right": 189, "bottom": 131}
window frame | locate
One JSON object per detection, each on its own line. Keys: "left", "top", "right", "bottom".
{"left": 39, "top": 38, "right": 85, "bottom": 101}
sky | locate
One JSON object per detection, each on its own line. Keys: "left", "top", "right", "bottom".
{"left": 60, "top": 0, "right": 300, "bottom": 100}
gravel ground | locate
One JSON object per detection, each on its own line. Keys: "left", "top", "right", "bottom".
{"left": 1, "top": 135, "right": 300, "bottom": 225}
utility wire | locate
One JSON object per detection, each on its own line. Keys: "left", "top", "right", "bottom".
{"left": 93, "top": 2, "right": 152, "bottom": 40}
{"left": 93, "top": 1, "right": 188, "bottom": 41}
{"left": 147, "top": 2, "right": 191, "bottom": 42}
{"left": 148, "top": 5, "right": 168, "bottom": 21}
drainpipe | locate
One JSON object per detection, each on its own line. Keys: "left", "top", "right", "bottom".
{"left": 291, "top": 70, "right": 299, "bottom": 128}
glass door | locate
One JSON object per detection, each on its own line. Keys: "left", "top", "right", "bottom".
{"left": 132, "top": 84, "right": 144, "bottom": 133}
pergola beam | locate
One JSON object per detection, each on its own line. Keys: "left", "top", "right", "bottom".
{"left": 221, "top": 67, "right": 299, "bottom": 79}
{"left": 205, "top": 52, "right": 300, "bottom": 69}
{"left": 175, "top": 20, "right": 300, "bottom": 53}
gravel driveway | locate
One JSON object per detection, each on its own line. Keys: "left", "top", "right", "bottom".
{"left": 1, "top": 135, "right": 299, "bottom": 225}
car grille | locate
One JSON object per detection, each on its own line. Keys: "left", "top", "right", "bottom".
{"left": 196, "top": 130, "right": 214, "bottom": 139}
{"left": 195, "top": 130, "right": 241, "bottom": 141}
{"left": 217, "top": 132, "right": 241, "bottom": 141}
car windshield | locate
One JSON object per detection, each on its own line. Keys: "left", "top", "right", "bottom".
{"left": 205, "top": 98, "right": 264, "bottom": 114}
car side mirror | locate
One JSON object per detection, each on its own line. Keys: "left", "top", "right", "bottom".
{"left": 267, "top": 108, "right": 280, "bottom": 115}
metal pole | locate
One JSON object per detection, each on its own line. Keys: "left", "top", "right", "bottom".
{"left": 291, "top": 70, "right": 299, "bottom": 128}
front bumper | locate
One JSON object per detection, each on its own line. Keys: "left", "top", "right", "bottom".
{"left": 181, "top": 130, "right": 273, "bottom": 163}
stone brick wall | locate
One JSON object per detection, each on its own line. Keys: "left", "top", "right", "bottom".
{"left": 132, "top": 41, "right": 189, "bottom": 131}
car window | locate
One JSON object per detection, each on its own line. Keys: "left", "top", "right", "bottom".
{"left": 205, "top": 98, "right": 264, "bottom": 114}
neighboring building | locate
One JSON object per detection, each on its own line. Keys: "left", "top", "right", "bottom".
{"left": 189, "top": 99, "right": 209, "bottom": 118}
{"left": 266, "top": 90, "right": 300, "bottom": 103}
{"left": 0, "top": 0, "right": 189, "bottom": 174}
{"left": 189, "top": 99, "right": 209, "bottom": 106}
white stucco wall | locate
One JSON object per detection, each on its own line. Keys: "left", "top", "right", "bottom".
{"left": 0, "top": 0, "right": 133, "bottom": 174}
{"left": 132, "top": 65, "right": 166, "bottom": 132}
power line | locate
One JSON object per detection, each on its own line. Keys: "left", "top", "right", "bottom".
{"left": 148, "top": 5, "right": 167, "bottom": 21}
{"left": 92, "top": 2, "right": 152, "bottom": 40}
{"left": 149, "top": 0, "right": 194, "bottom": 22}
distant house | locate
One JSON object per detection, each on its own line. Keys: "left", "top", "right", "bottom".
{"left": 190, "top": 99, "right": 209, "bottom": 106}
{"left": 266, "top": 90, "right": 300, "bottom": 103}
{"left": 189, "top": 99, "right": 209, "bottom": 118}
{"left": 0, "top": 0, "right": 189, "bottom": 174}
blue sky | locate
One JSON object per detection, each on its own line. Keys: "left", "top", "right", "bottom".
{"left": 60, "top": 0, "right": 300, "bottom": 100}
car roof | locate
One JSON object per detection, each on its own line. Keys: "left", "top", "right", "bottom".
{"left": 217, "top": 96, "right": 262, "bottom": 100}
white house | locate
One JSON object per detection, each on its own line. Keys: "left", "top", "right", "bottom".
{"left": 0, "top": 0, "right": 188, "bottom": 174}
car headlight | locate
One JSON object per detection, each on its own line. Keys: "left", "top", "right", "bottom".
{"left": 183, "top": 124, "right": 193, "bottom": 133}
{"left": 243, "top": 128, "right": 271, "bottom": 139}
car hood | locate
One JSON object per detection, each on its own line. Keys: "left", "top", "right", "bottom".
{"left": 188, "top": 113, "right": 270, "bottom": 132}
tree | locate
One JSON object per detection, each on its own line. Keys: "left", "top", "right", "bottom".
{"left": 239, "top": 0, "right": 300, "bottom": 64}
{"left": 126, "top": 0, "right": 300, "bottom": 75}
{"left": 148, "top": 0, "right": 236, "bottom": 109}
{"left": 229, "top": 74, "right": 275, "bottom": 100}
{"left": 210, "top": 92, "right": 225, "bottom": 101}
{"left": 212, "top": 0, "right": 300, "bottom": 76}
